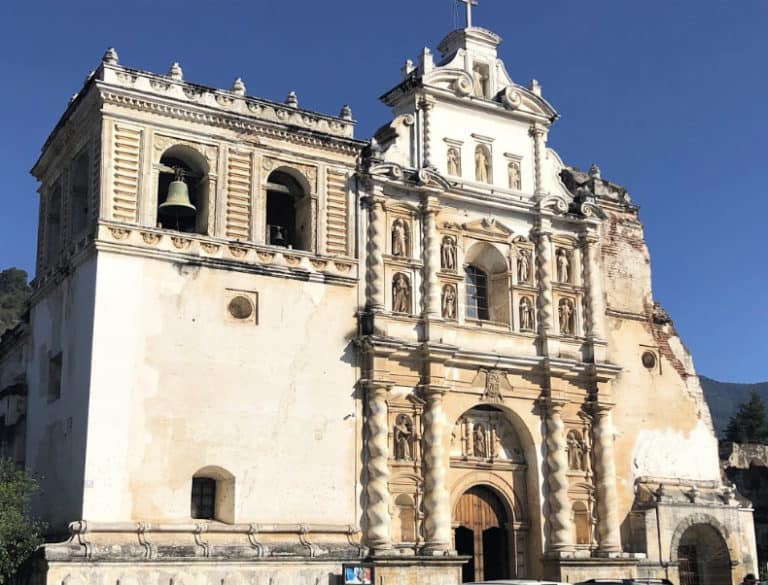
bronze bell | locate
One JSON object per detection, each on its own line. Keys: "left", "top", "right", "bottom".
{"left": 159, "top": 178, "right": 196, "bottom": 218}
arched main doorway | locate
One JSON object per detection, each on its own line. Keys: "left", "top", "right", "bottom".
{"left": 454, "top": 486, "right": 509, "bottom": 583}
{"left": 677, "top": 523, "right": 731, "bottom": 585}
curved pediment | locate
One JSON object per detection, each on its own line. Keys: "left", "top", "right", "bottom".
{"left": 462, "top": 217, "right": 514, "bottom": 239}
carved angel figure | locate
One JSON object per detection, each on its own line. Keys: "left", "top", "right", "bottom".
{"left": 392, "top": 219, "right": 408, "bottom": 257}
{"left": 519, "top": 297, "right": 534, "bottom": 331}
{"left": 392, "top": 273, "right": 411, "bottom": 314}
{"left": 441, "top": 236, "right": 457, "bottom": 271}
{"left": 442, "top": 285, "right": 457, "bottom": 320}
{"left": 394, "top": 415, "right": 413, "bottom": 460}
{"left": 508, "top": 162, "right": 521, "bottom": 190}
{"left": 517, "top": 249, "right": 530, "bottom": 283}
{"left": 447, "top": 148, "right": 461, "bottom": 176}
{"left": 475, "top": 146, "right": 491, "bottom": 183}
{"left": 556, "top": 248, "right": 570, "bottom": 283}
{"left": 559, "top": 298, "right": 574, "bottom": 335}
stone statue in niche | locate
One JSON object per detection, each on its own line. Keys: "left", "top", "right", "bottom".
{"left": 472, "top": 65, "right": 488, "bottom": 98}
{"left": 475, "top": 146, "right": 491, "bottom": 183}
{"left": 556, "top": 248, "right": 570, "bottom": 283}
{"left": 508, "top": 161, "right": 521, "bottom": 190}
{"left": 392, "top": 219, "right": 408, "bottom": 257}
{"left": 441, "top": 236, "right": 457, "bottom": 271}
{"left": 394, "top": 414, "right": 414, "bottom": 460}
{"left": 473, "top": 424, "right": 487, "bottom": 457}
{"left": 517, "top": 249, "right": 531, "bottom": 283}
{"left": 442, "top": 285, "right": 457, "bottom": 320}
{"left": 392, "top": 273, "right": 411, "bottom": 314}
{"left": 567, "top": 430, "right": 587, "bottom": 471}
{"left": 558, "top": 298, "right": 574, "bottom": 335}
{"left": 447, "top": 148, "right": 461, "bottom": 176}
{"left": 519, "top": 297, "right": 534, "bottom": 332}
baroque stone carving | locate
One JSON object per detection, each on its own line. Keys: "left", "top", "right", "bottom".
{"left": 508, "top": 161, "right": 521, "bottom": 190}
{"left": 567, "top": 430, "right": 588, "bottom": 471}
{"left": 108, "top": 227, "right": 130, "bottom": 240}
{"left": 447, "top": 147, "right": 461, "bottom": 176}
{"left": 392, "top": 273, "right": 411, "bottom": 314}
{"left": 441, "top": 285, "right": 457, "bottom": 320}
{"left": 171, "top": 236, "right": 191, "bottom": 250}
{"left": 473, "top": 424, "right": 487, "bottom": 457}
{"left": 517, "top": 249, "right": 531, "bottom": 283}
{"left": 519, "top": 297, "right": 534, "bottom": 332}
{"left": 544, "top": 401, "right": 574, "bottom": 551}
{"left": 483, "top": 370, "right": 503, "bottom": 403}
{"left": 394, "top": 414, "right": 414, "bottom": 461}
{"left": 391, "top": 218, "right": 408, "bottom": 257}
{"left": 475, "top": 146, "right": 491, "bottom": 183}
{"left": 556, "top": 248, "right": 571, "bottom": 283}
{"left": 441, "top": 236, "right": 457, "bottom": 272}
{"left": 558, "top": 298, "right": 575, "bottom": 335}
{"left": 141, "top": 232, "right": 162, "bottom": 246}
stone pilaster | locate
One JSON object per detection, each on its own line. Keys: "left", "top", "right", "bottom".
{"left": 592, "top": 403, "right": 621, "bottom": 554}
{"left": 366, "top": 197, "right": 386, "bottom": 310}
{"left": 535, "top": 226, "right": 554, "bottom": 335}
{"left": 529, "top": 124, "right": 546, "bottom": 196}
{"left": 582, "top": 233, "right": 606, "bottom": 339}
{"left": 421, "top": 384, "right": 451, "bottom": 553}
{"left": 365, "top": 382, "right": 392, "bottom": 553}
{"left": 543, "top": 399, "right": 573, "bottom": 553}
{"left": 422, "top": 198, "right": 441, "bottom": 318}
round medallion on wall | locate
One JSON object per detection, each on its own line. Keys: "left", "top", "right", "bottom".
{"left": 641, "top": 351, "right": 657, "bottom": 370}
{"left": 228, "top": 296, "right": 254, "bottom": 320}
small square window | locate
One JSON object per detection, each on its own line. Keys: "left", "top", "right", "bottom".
{"left": 191, "top": 477, "right": 216, "bottom": 520}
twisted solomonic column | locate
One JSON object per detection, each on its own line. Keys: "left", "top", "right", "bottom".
{"left": 593, "top": 403, "right": 621, "bottom": 553}
{"left": 365, "top": 382, "right": 392, "bottom": 553}
{"left": 582, "top": 234, "right": 606, "bottom": 339}
{"left": 422, "top": 385, "right": 452, "bottom": 553}
{"left": 423, "top": 203, "right": 441, "bottom": 318}
{"left": 419, "top": 98, "right": 434, "bottom": 168}
{"left": 529, "top": 124, "right": 546, "bottom": 195}
{"left": 366, "top": 198, "right": 386, "bottom": 310}
{"left": 536, "top": 229, "right": 554, "bottom": 335}
{"left": 543, "top": 400, "right": 574, "bottom": 552}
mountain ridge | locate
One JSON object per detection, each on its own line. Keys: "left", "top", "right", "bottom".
{"left": 699, "top": 375, "right": 768, "bottom": 438}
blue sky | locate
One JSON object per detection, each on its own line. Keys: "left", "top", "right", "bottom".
{"left": 0, "top": 1, "right": 766, "bottom": 382}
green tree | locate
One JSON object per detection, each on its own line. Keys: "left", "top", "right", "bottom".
{"left": 0, "top": 459, "right": 44, "bottom": 584}
{"left": 0, "top": 269, "right": 31, "bottom": 335}
{"left": 724, "top": 391, "right": 768, "bottom": 444}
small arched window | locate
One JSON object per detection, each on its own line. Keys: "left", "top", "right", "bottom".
{"left": 156, "top": 146, "right": 209, "bottom": 235}
{"left": 190, "top": 466, "right": 236, "bottom": 523}
{"left": 465, "top": 265, "right": 490, "bottom": 321}
{"left": 265, "top": 170, "right": 311, "bottom": 251}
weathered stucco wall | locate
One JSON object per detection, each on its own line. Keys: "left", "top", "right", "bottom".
{"left": 81, "top": 250, "right": 360, "bottom": 525}
{"left": 25, "top": 256, "right": 97, "bottom": 532}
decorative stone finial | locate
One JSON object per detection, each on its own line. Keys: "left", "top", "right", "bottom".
{"left": 687, "top": 484, "right": 699, "bottom": 503}
{"left": 167, "top": 62, "right": 183, "bottom": 81}
{"left": 401, "top": 59, "right": 415, "bottom": 79}
{"left": 340, "top": 104, "right": 353, "bottom": 120}
{"left": 102, "top": 47, "right": 119, "bottom": 65}
{"left": 420, "top": 47, "right": 434, "bottom": 74}
{"left": 230, "top": 77, "right": 246, "bottom": 96}
{"left": 588, "top": 163, "right": 601, "bottom": 179}
{"left": 285, "top": 91, "right": 298, "bottom": 108}
{"left": 529, "top": 79, "right": 542, "bottom": 96}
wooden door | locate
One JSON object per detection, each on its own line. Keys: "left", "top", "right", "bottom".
{"left": 454, "top": 486, "right": 509, "bottom": 582}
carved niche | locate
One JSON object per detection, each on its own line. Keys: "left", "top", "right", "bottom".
{"left": 392, "top": 273, "right": 411, "bottom": 314}
{"left": 391, "top": 218, "right": 409, "bottom": 257}
{"left": 440, "top": 235, "right": 457, "bottom": 272}
{"left": 519, "top": 296, "right": 535, "bottom": 332}
{"left": 556, "top": 247, "right": 571, "bottom": 283}
{"left": 474, "top": 145, "right": 492, "bottom": 183}
{"left": 558, "top": 298, "right": 575, "bottom": 335}
{"left": 447, "top": 147, "right": 461, "bottom": 177}
{"left": 393, "top": 414, "right": 414, "bottom": 461}
{"left": 508, "top": 161, "right": 521, "bottom": 190}
{"left": 441, "top": 284, "right": 457, "bottom": 320}
{"left": 451, "top": 407, "right": 525, "bottom": 464}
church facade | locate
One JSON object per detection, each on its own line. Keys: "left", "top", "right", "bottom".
{"left": 0, "top": 10, "right": 758, "bottom": 585}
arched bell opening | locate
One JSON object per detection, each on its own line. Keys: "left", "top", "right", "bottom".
{"left": 156, "top": 146, "right": 209, "bottom": 234}
{"left": 70, "top": 148, "right": 90, "bottom": 237}
{"left": 675, "top": 522, "right": 732, "bottom": 585}
{"left": 265, "top": 169, "right": 311, "bottom": 251}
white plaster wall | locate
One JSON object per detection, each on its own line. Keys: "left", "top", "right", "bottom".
{"left": 429, "top": 103, "right": 535, "bottom": 193}
{"left": 82, "top": 251, "right": 360, "bottom": 525}
{"left": 25, "top": 257, "right": 97, "bottom": 531}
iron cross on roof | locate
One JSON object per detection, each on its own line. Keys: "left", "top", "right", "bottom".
{"left": 458, "top": 0, "right": 479, "bottom": 28}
